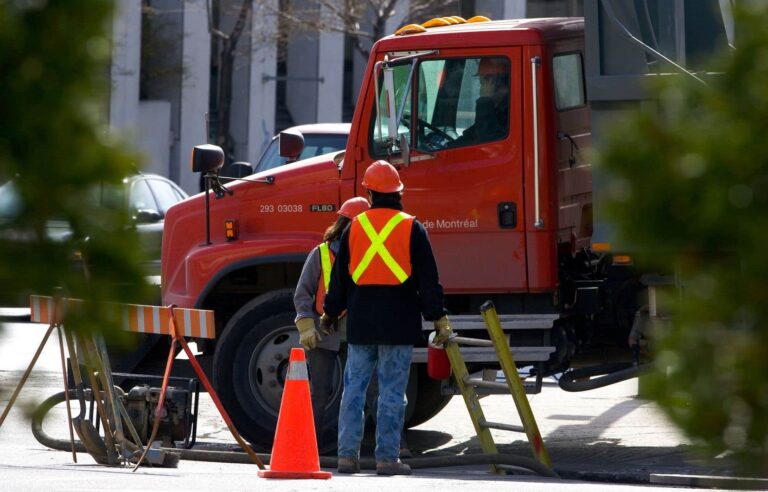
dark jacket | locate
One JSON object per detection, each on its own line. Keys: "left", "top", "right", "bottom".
{"left": 323, "top": 199, "right": 445, "bottom": 345}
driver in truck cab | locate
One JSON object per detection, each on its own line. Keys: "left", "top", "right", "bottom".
{"left": 450, "top": 57, "right": 510, "bottom": 147}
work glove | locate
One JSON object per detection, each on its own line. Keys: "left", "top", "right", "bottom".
{"left": 296, "top": 317, "right": 322, "bottom": 350}
{"left": 319, "top": 313, "right": 339, "bottom": 336}
{"left": 432, "top": 315, "right": 454, "bottom": 345}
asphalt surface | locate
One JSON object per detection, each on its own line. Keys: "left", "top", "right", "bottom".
{"left": 0, "top": 321, "right": 753, "bottom": 490}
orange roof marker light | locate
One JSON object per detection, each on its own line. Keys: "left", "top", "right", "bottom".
{"left": 394, "top": 14, "right": 487, "bottom": 36}
{"left": 422, "top": 17, "right": 452, "bottom": 28}
{"left": 395, "top": 23, "right": 427, "bottom": 36}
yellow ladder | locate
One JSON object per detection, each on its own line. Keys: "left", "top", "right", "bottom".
{"left": 443, "top": 301, "right": 552, "bottom": 474}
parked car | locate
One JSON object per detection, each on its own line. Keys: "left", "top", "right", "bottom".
{"left": 0, "top": 173, "right": 188, "bottom": 316}
{"left": 120, "top": 173, "right": 189, "bottom": 277}
{"left": 255, "top": 123, "right": 350, "bottom": 173}
{"left": 215, "top": 123, "right": 351, "bottom": 183}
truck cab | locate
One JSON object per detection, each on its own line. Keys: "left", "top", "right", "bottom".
{"left": 159, "top": 17, "right": 607, "bottom": 451}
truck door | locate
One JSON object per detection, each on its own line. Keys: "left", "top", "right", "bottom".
{"left": 364, "top": 50, "right": 526, "bottom": 292}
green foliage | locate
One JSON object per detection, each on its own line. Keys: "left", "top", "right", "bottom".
{"left": 0, "top": 0, "right": 151, "bottom": 342}
{"left": 598, "top": 4, "right": 768, "bottom": 475}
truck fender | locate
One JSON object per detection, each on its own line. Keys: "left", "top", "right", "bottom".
{"left": 192, "top": 253, "right": 307, "bottom": 309}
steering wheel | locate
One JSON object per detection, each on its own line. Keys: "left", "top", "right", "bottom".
{"left": 417, "top": 118, "right": 456, "bottom": 142}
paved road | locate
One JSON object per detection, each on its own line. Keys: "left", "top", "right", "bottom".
{"left": 0, "top": 321, "right": 742, "bottom": 491}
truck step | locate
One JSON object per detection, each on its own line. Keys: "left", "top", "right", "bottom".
{"left": 421, "top": 313, "right": 558, "bottom": 331}
{"left": 411, "top": 345, "right": 555, "bottom": 363}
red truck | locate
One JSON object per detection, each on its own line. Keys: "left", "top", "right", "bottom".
{"left": 158, "top": 16, "right": 643, "bottom": 449}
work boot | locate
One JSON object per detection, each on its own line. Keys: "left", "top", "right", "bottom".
{"left": 337, "top": 456, "right": 360, "bottom": 474}
{"left": 376, "top": 459, "right": 412, "bottom": 476}
{"left": 399, "top": 432, "right": 412, "bottom": 458}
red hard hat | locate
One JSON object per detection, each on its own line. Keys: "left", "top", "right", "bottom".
{"left": 338, "top": 196, "right": 370, "bottom": 218}
{"left": 361, "top": 160, "right": 404, "bottom": 193}
{"left": 475, "top": 58, "right": 507, "bottom": 76}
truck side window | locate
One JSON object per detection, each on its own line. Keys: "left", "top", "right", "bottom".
{"left": 553, "top": 52, "right": 585, "bottom": 111}
{"left": 416, "top": 57, "right": 510, "bottom": 151}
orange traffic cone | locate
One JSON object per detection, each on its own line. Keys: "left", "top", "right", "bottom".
{"left": 258, "top": 348, "right": 332, "bottom": 479}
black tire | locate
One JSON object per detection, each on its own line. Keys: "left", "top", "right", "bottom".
{"left": 212, "top": 289, "right": 343, "bottom": 452}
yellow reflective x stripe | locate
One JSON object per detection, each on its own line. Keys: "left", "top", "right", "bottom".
{"left": 318, "top": 242, "right": 332, "bottom": 291}
{"left": 351, "top": 212, "right": 409, "bottom": 283}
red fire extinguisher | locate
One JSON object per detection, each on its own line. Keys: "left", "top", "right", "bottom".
{"left": 427, "top": 331, "right": 452, "bottom": 380}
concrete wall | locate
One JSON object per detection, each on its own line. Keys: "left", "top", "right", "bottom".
{"left": 178, "top": 0, "right": 211, "bottom": 194}
{"left": 247, "top": 0, "right": 278, "bottom": 165}
{"left": 109, "top": 0, "right": 141, "bottom": 138}
{"left": 316, "top": 2, "right": 344, "bottom": 123}
{"left": 527, "top": 0, "right": 582, "bottom": 17}
{"left": 138, "top": 0, "right": 183, "bottom": 185}
{"left": 138, "top": 101, "right": 172, "bottom": 175}
{"left": 286, "top": 14, "right": 320, "bottom": 124}
{"left": 227, "top": 2, "right": 254, "bottom": 163}
{"left": 282, "top": 1, "right": 345, "bottom": 126}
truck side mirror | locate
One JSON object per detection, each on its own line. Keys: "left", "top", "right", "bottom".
{"left": 190, "top": 144, "right": 225, "bottom": 173}
{"left": 133, "top": 208, "right": 163, "bottom": 224}
{"left": 279, "top": 129, "right": 304, "bottom": 163}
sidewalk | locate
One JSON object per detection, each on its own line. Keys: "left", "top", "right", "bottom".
{"left": 404, "top": 377, "right": 739, "bottom": 485}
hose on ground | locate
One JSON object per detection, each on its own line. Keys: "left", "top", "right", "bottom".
{"left": 158, "top": 447, "right": 558, "bottom": 478}
{"left": 558, "top": 362, "right": 651, "bottom": 392}
{"left": 32, "top": 390, "right": 88, "bottom": 454}
{"left": 34, "top": 390, "right": 558, "bottom": 478}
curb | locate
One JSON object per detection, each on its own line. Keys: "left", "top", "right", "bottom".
{"left": 650, "top": 474, "right": 768, "bottom": 490}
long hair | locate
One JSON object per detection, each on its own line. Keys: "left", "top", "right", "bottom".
{"left": 323, "top": 216, "right": 351, "bottom": 242}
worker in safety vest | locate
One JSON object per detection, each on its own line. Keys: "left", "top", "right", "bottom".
{"left": 294, "top": 196, "right": 370, "bottom": 449}
{"left": 321, "top": 160, "right": 453, "bottom": 476}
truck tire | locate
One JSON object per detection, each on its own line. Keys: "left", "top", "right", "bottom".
{"left": 212, "top": 289, "right": 344, "bottom": 452}
{"left": 405, "top": 365, "right": 453, "bottom": 427}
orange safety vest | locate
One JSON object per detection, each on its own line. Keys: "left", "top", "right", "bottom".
{"left": 348, "top": 208, "right": 414, "bottom": 285}
{"left": 314, "top": 242, "right": 334, "bottom": 315}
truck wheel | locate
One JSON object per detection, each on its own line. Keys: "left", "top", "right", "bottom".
{"left": 212, "top": 289, "right": 343, "bottom": 451}
{"left": 405, "top": 364, "right": 453, "bottom": 427}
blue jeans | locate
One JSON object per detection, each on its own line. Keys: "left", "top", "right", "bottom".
{"left": 337, "top": 344, "right": 412, "bottom": 462}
